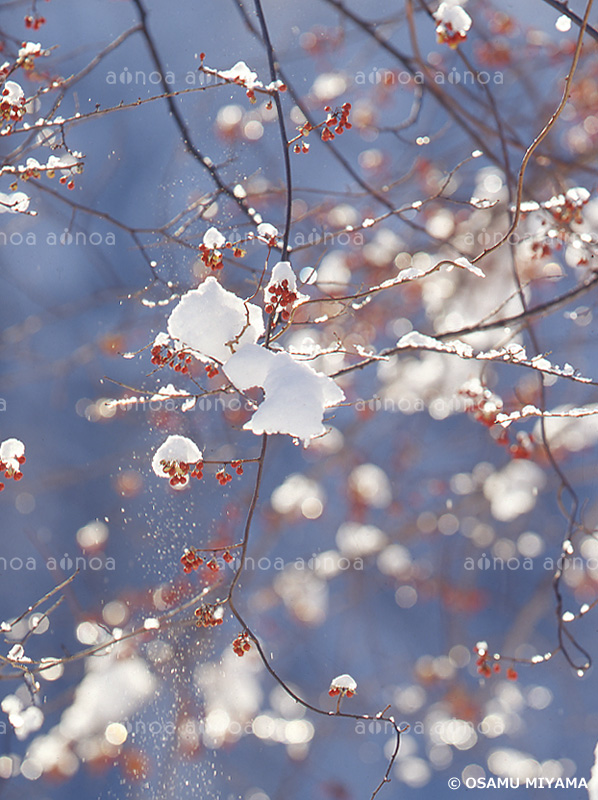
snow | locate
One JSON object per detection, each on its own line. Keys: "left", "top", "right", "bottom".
{"left": 264, "top": 261, "right": 307, "bottom": 307}
{"left": 151, "top": 435, "right": 202, "bottom": 477}
{"left": 46, "top": 153, "right": 82, "bottom": 174}
{"left": 257, "top": 222, "right": 278, "bottom": 240}
{"left": 271, "top": 473, "right": 324, "bottom": 515}
{"left": 223, "top": 343, "right": 345, "bottom": 444}
{"left": 18, "top": 42, "right": 42, "bottom": 59}
{"left": 336, "top": 522, "right": 387, "bottom": 558}
{"left": 453, "top": 256, "right": 485, "bottom": 277}
{"left": 0, "top": 438, "right": 24, "bottom": 469}
{"left": 267, "top": 261, "right": 298, "bottom": 293}
{"left": 0, "top": 191, "right": 30, "bottom": 214}
{"left": 202, "top": 226, "right": 226, "bottom": 249}
{"left": 312, "top": 72, "right": 347, "bottom": 101}
{"left": 395, "top": 332, "right": 593, "bottom": 384}
{"left": 2, "top": 81, "right": 24, "bottom": 105}
{"left": 434, "top": 3, "right": 472, "bottom": 34}
{"left": 589, "top": 742, "right": 598, "bottom": 800}
{"left": 329, "top": 674, "right": 357, "bottom": 692}
{"left": 166, "top": 276, "right": 264, "bottom": 363}
{"left": 348, "top": 464, "right": 392, "bottom": 507}
{"left": 218, "top": 61, "right": 260, "bottom": 89}
{"left": 483, "top": 460, "right": 546, "bottom": 522}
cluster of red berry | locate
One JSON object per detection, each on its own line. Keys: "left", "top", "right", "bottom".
{"left": 264, "top": 278, "right": 298, "bottom": 321}
{"left": 58, "top": 175, "right": 76, "bottom": 190}
{"left": 204, "top": 362, "right": 219, "bottom": 378}
{"left": 216, "top": 460, "right": 243, "bottom": 485}
{"left": 150, "top": 343, "right": 192, "bottom": 375}
{"left": 462, "top": 385, "right": 536, "bottom": 459}
{"left": 198, "top": 242, "right": 224, "bottom": 270}
{"left": 198, "top": 240, "right": 247, "bottom": 272}
{"left": 475, "top": 646, "right": 518, "bottom": 680}
{"left": 160, "top": 458, "right": 194, "bottom": 487}
{"left": 232, "top": 631, "right": 252, "bottom": 657}
{"left": 163, "top": 458, "right": 245, "bottom": 489}
{"left": 180, "top": 547, "right": 235, "bottom": 574}
{"left": 292, "top": 121, "right": 313, "bottom": 154}
{"left": 180, "top": 548, "right": 204, "bottom": 573}
{"left": 328, "top": 685, "right": 355, "bottom": 698}
{"left": 194, "top": 604, "right": 223, "bottom": 628}
{"left": 0, "top": 455, "right": 25, "bottom": 492}
{"left": 436, "top": 21, "right": 468, "bottom": 49}
{"left": 508, "top": 431, "right": 535, "bottom": 459}
{"left": 216, "top": 468, "right": 233, "bottom": 486}
{"left": 321, "top": 102, "right": 351, "bottom": 142}
{"left": 461, "top": 383, "right": 503, "bottom": 427}
{"left": 24, "top": 15, "right": 46, "bottom": 29}
{"left": 0, "top": 89, "right": 26, "bottom": 123}
{"left": 548, "top": 194, "right": 590, "bottom": 225}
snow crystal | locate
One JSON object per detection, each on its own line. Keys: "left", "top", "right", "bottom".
{"left": 151, "top": 435, "right": 202, "bottom": 477}
{"left": 223, "top": 344, "right": 345, "bottom": 444}
{"left": 167, "top": 276, "right": 264, "bottom": 363}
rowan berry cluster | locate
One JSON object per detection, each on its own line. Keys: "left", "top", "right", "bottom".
{"left": 24, "top": 15, "right": 46, "bottom": 29}
{"left": 198, "top": 240, "right": 247, "bottom": 271}
{"left": 194, "top": 604, "right": 223, "bottom": 628}
{"left": 328, "top": 685, "right": 355, "bottom": 698}
{"left": 150, "top": 343, "right": 192, "bottom": 375}
{"left": 216, "top": 468, "right": 233, "bottom": 486}
{"left": 180, "top": 548, "right": 204, "bottom": 573}
{"left": 291, "top": 121, "right": 313, "bottom": 154}
{"left": 0, "top": 455, "right": 25, "bottom": 492}
{"left": 460, "top": 381, "right": 503, "bottom": 427}
{"left": 436, "top": 22, "right": 468, "bottom": 49}
{"left": 204, "top": 362, "right": 219, "bottom": 378}
{"left": 232, "top": 631, "right": 252, "bottom": 657}
{"left": 198, "top": 242, "right": 224, "bottom": 270}
{"left": 509, "top": 431, "right": 535, "bottom": 459}
{"left": 58, "top": 175, "right": 76, "bottom": 190}
{"left": 0, "top": 88, "right": 26, "bottom": 123}
{"left": 545, "top": 189, "right": 590, "bottom": 225}
{"left": 180, "top": 547, "right": 234, "bottom": 574}
{"left": 160, "top": 458, "right": 203, "bottom": 486}
{"left": 264, "top": 278, "right": 298, "bottom": 321}
{"left": 321, "top": 103, "right": 351, "bottom": 142}
{"left": 474, "top": 645, "right": 517, "bottom": 680}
